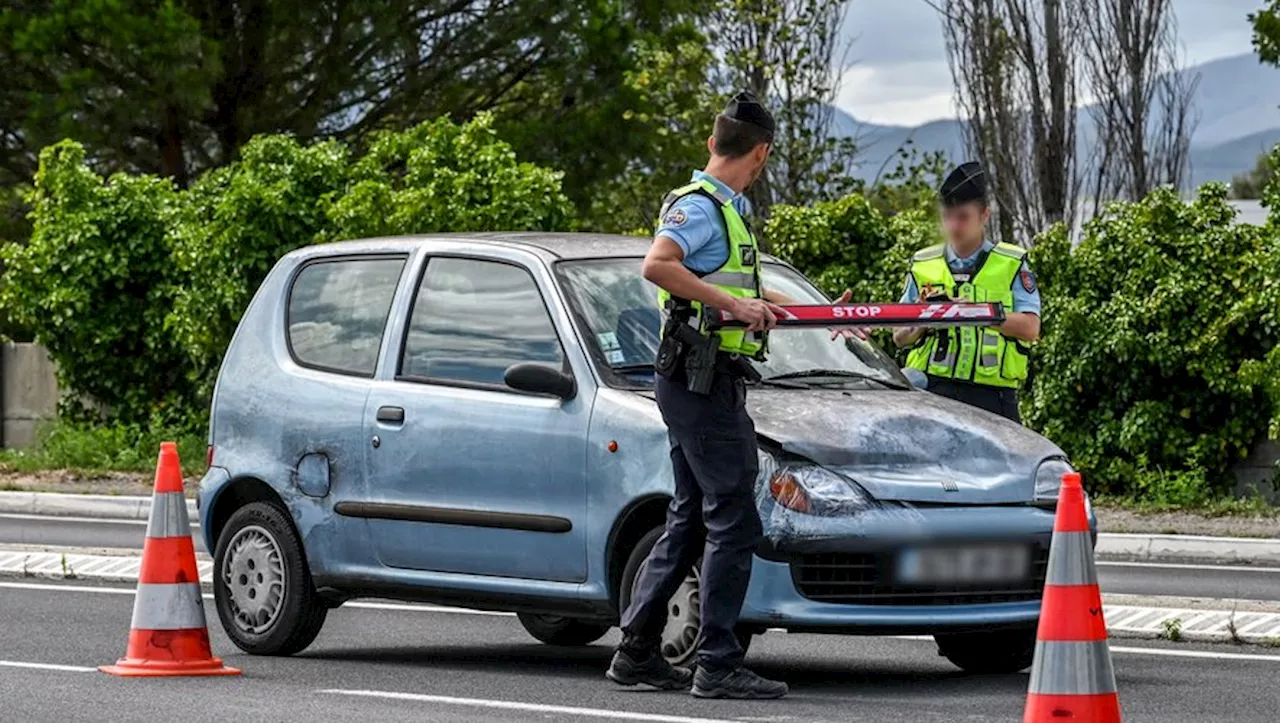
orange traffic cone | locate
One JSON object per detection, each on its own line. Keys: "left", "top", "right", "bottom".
{"left": 1023, "top": 472, "right": 1119, "bottom": 722}
{"left": 100, "top": 442, "right": 240, "bottom": 677}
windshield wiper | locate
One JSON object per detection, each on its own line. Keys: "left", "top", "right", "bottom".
{"left": 765, "top": 369, "right": 908, "bottom": 390}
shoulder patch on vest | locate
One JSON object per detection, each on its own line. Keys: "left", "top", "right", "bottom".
{"left": 662, "top": 208, "right": 688, "bottom": 227}
{"left": 993, "top": 242, "right": 1028, "bottom": 259}
{"left": 913, "top": 245, "right": 945, "bottom": 261}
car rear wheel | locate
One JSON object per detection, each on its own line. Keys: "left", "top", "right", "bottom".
{"left": 213, "top": 501, "right": 327, "bottom": 656}
{"left": 517, "top": 614, "right": 611, "bottom": 646}
{"left": 935, "top": 626, "right": 1037, "bottom": 673}
{"left": 618, "top": 527, "right": 754, "bottom": 666}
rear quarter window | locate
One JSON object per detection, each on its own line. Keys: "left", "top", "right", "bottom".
{"left": 287, "top": 256, "right": 406, "bottom": 376}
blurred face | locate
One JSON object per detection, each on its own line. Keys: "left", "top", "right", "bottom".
{"left": 941, "top": 201, "right": 990, "bottom": 250}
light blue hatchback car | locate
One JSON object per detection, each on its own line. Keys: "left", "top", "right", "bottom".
{"left": 199, "top": 233, "right": 1087, "bottom": 673}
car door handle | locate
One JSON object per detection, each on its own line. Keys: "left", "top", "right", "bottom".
{"left": 376, "top": 406, "right": 405, "bottom": 424}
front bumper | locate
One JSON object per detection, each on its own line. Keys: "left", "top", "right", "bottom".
{"left": 738, "top": 502, "right": 1076, "bottom": 634}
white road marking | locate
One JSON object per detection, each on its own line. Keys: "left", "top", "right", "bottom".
{"left": 1111, "top": 646, "right": 1280, "bottom": 662}
{"left": 0, "top": 660, "right": 95, "bottom": 673}
{"left": 320, "top": 689, "right": 748, "bottom": 723}
{"left": 1098, "top": 561, "right": 1280, "bottom": 573}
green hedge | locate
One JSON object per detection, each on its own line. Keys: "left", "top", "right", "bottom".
{"left": 2, "top": 113, "right": 571, "bottom": 423}
{"left": 766, "top": 183, "right": 1280, "bottom": 503}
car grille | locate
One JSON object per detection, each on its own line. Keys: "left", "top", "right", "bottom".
{"left": 789, "top": 546, "right": 1050, "bottom": 606}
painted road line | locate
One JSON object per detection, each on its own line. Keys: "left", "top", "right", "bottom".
{"left": 0, "top": 660, "right": 95, "bottom": 673}
{"left": 321, "top": 689, "right": 748, "bottom": 723}
{"left": 1098, "top": 561, "right": 1280, "bottom": 573}
{"left": 1111, "top": 647, "right": 1280, "bottom": 662}
{"left": 0, "top": 550, "right": 213, "bottom": 583}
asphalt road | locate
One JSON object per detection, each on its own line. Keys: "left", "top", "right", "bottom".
{"left": 5, "top": 514, "right": 1280, "bottom": 601}
{"left": 3, "top": 578, "right": 1280, "bottom": 723}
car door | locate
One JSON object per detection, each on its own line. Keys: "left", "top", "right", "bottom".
{"left": 361, "top": 252, "right": 590, "bottom": 583}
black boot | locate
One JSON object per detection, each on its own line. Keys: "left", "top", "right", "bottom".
{"left": 606, "top": 638, "right": 693, "bottom": 690}
{"left": 691, "top": 665, "right": 788, "bottom": 699}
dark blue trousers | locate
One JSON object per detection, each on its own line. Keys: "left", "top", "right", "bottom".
{"left": 620, "top": 371, "right": 762, "bottom": 671}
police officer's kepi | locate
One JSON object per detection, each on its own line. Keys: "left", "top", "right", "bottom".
{"left": 723, "top": 90, "right": 775, "bottom": 138}
{"left": 940, "top": 161, "right": 987, "bottom": 207}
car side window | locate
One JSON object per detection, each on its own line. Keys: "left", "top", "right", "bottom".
{"left": 287, "top": 256, "right": 405, "bottom": 377}
{"left": 400, "top": 257, "right": 565, "bottom": 387}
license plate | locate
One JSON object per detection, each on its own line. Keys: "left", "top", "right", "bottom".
{"left": 896, "top": 544, "right": 1031, "bottom": 584}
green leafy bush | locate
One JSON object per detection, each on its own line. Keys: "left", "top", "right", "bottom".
{"left": 326, "top": 112, "right": 572, "bottom": 240}
{"left": 1025, "top": 185, "right": 1275, "bottom": 502}
{"left": 0, "top": 141, "right": 192, "bottom": 423}
{"left": 169, "top": 135, "right": 350, "bottom": 391}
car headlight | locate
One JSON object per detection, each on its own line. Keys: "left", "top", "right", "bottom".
{"left": 758, "top": 449, "right": 874, "bottom": 515}
{"left": 1034, "top": 458, "right": 1075, "bottom": 503}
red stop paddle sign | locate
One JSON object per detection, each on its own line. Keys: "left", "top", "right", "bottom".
{"left": 710, "top": 302, "right": 1005, "bottom": 329}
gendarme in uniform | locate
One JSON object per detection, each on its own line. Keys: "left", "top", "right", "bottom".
{"left": 900, "top": 163, "right": 1041, "bottom": 421}
{"left": 610, "top": 91, "right": 787, "bottom": 700}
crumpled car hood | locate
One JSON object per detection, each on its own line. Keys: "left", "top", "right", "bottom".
{"left": 742, "top": 387, "right": 1065, "bottom": 504}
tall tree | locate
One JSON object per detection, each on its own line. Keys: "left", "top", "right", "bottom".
{"left": 707, "top": 0, "right": 859, "bottom": 218}
{"left": 0, "top": 1, "right": 678, "bottom": 188}
{"left": 1080, "top": 0, "right": 1197, "bottom": 206}
{"left": 934, "top": 0, "right": 1081, "bottom": 244}
{"left": 1251, "top": 0, "right": 1280, "bottom": 67}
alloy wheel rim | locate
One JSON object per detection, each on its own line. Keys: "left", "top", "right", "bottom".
{"left": 222, "top": 525, "right": 287, "bottom": 635}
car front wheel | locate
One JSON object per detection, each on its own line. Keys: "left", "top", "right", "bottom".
{"left": 618, "top": 527, "right": 755, "bottom": 666}
{"left": 935, "top": 626, "right": 1037, "bottom": 673}
{"left": 213, "top": 501, "right": 327, "bottom": 656}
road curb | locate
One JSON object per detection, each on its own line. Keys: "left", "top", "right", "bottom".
{"left": 1096, "top": 532, "right": 1280, "bottom": 565}
{"left": 0, "top": 491, "right": 197, "bottom": 522}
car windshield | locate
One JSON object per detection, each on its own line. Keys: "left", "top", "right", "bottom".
{"left": 556, "top": 258, "right": 910, "bottom": 389}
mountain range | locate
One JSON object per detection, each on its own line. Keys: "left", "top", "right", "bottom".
{"left": 837, "top": 53, "right": 1280, "bottom": 189}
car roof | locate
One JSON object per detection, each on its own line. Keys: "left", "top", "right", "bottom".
{"left": 284, "top": 232, "right": 780, "bottom": 263}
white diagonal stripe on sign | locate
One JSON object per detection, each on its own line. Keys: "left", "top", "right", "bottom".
{"left": 130, "top": 583, "right": 207, "bottom": 630}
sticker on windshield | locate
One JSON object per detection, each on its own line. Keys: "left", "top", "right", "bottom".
{"left": 598, "top": 331, "right": 620, "bottom": 352}
{"left": 607, "top": 349, "right": 626, "bottom": 365}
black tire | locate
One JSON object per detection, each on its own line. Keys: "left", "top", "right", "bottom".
{"left": 213, "top": 501, "right": 328, "bottom": 656}
{"left": 618, "top": 527, "right": 754, "bottom": 665}
{"left": 517, "top": 613, "right": 611, "bottom": 646}
{"left": 935, "top": 626, "right": 1037, "bottom": 673}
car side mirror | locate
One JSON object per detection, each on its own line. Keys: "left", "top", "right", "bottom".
{"left": 901, "top": 367, "right": 929, "bottom": 390}
{"left": 504, "top": 363, "right": 577, "bottom": 400}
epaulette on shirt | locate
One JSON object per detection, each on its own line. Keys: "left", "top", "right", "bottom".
{"left": 992, "top": 243, "right": 1027, "bottom": 260}
{"left": 912, "top": 245, "right": 945, "bottom": 262}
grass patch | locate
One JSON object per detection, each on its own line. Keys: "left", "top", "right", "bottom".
{"left": 0, "top": 418, "right": 206, "bottom": 477}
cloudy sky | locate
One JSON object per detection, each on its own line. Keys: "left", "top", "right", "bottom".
{"left": 835, "top": 0, "right": 1262, "bottom": 126}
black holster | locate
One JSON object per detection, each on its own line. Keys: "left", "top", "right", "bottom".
{"left": 656, "top": 313, "right": 720, "bottom": 395}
